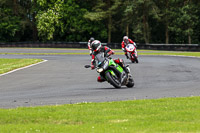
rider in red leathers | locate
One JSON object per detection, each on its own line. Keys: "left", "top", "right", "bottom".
{"left": 87, "top": 37, "right": 95, "bottom": 56}
{"left": 90, "top": 40, "right": 128, "bottom": 82}
{"left": 121, "top": 36, "right": 137, "bottom": 59}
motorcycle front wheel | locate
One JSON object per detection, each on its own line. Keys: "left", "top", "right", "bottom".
{"left": 105, "top": 72, "right": 121, "bottom": 88}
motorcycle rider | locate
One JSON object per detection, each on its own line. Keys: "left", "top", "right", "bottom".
{"left": 88, "top": 37, "right": 95, "bottom": 56}
{"left": 121, "top": 36, "right": 137, "bottom": 59}
{"left": 90, "top": 40, "right": 129, "bottom": 82}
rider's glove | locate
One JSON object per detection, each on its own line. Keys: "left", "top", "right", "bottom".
{"left": 133, "top": 42, "right": 137, "bottom": 48}
{"left": 107, "top": 50, "right": 114, "bottom": 57}
{"left": 122, "top": 48, "right": 126, "bottom": 52}
{"left": 91, "top": 65, "right": 95, "bottom": 70}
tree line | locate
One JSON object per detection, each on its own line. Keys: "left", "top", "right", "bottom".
{"left": 0, "top": 0, "right": 200, "bottom": 44}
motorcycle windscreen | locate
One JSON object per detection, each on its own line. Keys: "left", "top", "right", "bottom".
{"left": 126, "top": 44, "right": 135, "bottom": 51}
{"left": 95, "top": 53, "right": 105, "bottom": 66}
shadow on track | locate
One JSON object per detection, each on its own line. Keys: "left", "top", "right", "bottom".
{"left": 91, "top": 86, "right": 131, "bottom": 90}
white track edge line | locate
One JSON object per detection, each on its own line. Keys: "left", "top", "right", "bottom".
{"left": 0, "top": 59, "right": 48, "bottom": 77}
{"left": 143, "top": 54, "right": 200, "bottom": 58}
{"left": 167, "top": 55, "right": 200, "bottom": 58}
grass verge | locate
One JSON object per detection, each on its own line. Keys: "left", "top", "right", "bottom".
{"left": 1, "top": 50, "right": 200, "bottom": 57}
{"left": 1, "top": 96, "right": 200, "bottom": 132}
{"left": 0, "top": 58, "right": 43, "bottom": 74}
{"left": 138, "top": 52, "right": 200, "bottom": 57}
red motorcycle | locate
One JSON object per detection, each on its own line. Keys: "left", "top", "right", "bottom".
{"left": 125, "top": 43, "right": 138, "bottom": 63}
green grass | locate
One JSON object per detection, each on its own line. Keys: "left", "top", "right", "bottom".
{"left": 0, "top": 52, "right": 90, "bottom": 55}
{"left": 1, "top": 97, "right": 200, "bottom": 132}
{"left": 138, "top": 52, "right": 200, "bottom": 57}
{"left": 0, "top": 58, "right": 43, "bottom": 74}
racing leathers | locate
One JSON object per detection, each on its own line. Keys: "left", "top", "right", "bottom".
{"left": 91, "top": 46, "right": 128, "bottom": 82}
{"left": 121, "top": 39, "right": 137, "bottom": 59}
{"left": 91, "top": 46, "right": 114, "bottom": 70}
{"left": 88, "top": 40, "right": 93, "bottom": 56}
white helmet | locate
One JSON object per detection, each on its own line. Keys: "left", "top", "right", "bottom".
{"left": 123, "top": 36, "right": 128, "bottom": 43}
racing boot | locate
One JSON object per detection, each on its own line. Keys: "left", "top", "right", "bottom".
{"left": 114, "top": 58, "right": 130, "bottom": 73}
{"left": 125, "top": 53, "right": 129, "bottom": 59}
{"left": 97, "top": 76, "right": 106, "bottom": 82}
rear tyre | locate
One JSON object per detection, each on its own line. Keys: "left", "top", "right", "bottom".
{"left": 131, "top": 60, "right": 135, "bottom": 63}
{"left": 130, "top": 53, "right": 135, "bottom": 63}
{"left": 133, "top": 54, "right": 139, "bottom": 63}
{"left": 126, "top": 75, "right": 134, "bottom": 88}
{"left": 105, "top": 72, "right": 121, "bottom": 88}
{"left": 135, "top": 57, "right": 139, "bottom": 63}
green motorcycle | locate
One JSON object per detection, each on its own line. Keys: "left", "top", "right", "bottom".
{"left": 85, "top": 53, "right": 134, "bottom": 88}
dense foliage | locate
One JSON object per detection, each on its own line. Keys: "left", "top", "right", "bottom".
{"left": 0, "top": 0, "right": 199, "bottom": 44}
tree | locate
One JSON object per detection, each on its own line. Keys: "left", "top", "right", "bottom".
{"left": 0, "top": 0, "right": 40, "bottom": 42}
{"left": 36, "top": 0, "right": 107, "bottom": 42}
{"left": 84, "top": 0, "right": 121, "bottom": 43}
{"left": 176, "top": 0, "right": 198, "bottom": 44}
{"left": 121, "top": 0, "right": 159, "bottom": 44}
{"left": 12, "top": 0, "right": 36, "bottom": 41}
{"left": 36, "top": 0, "right": 62, "bottom": 41}
{"left": 0, "top": 0, "right": 20, "bottom": 41}
{"left": 164, "top": 0, "right": 199, "bottom": 44}
{"left": 1, "top": 0, "right": 200, "bottom": 44}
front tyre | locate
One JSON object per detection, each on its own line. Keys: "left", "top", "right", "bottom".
{"left": 105, "top": 72, "right": 121, "bottom": 88}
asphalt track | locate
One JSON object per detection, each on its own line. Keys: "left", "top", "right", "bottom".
{"left": 0, "top": 48, "right": 200, "bottom": 108}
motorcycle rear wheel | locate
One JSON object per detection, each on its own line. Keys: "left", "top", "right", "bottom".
{"left": 126, "top": 76, "right": 134, "bottom": 88}
{"left": 105, "top": 72, "right": 121, "bottom": 88}
{"left": 132, "top": 54, "right": 139, "bottom": 63}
